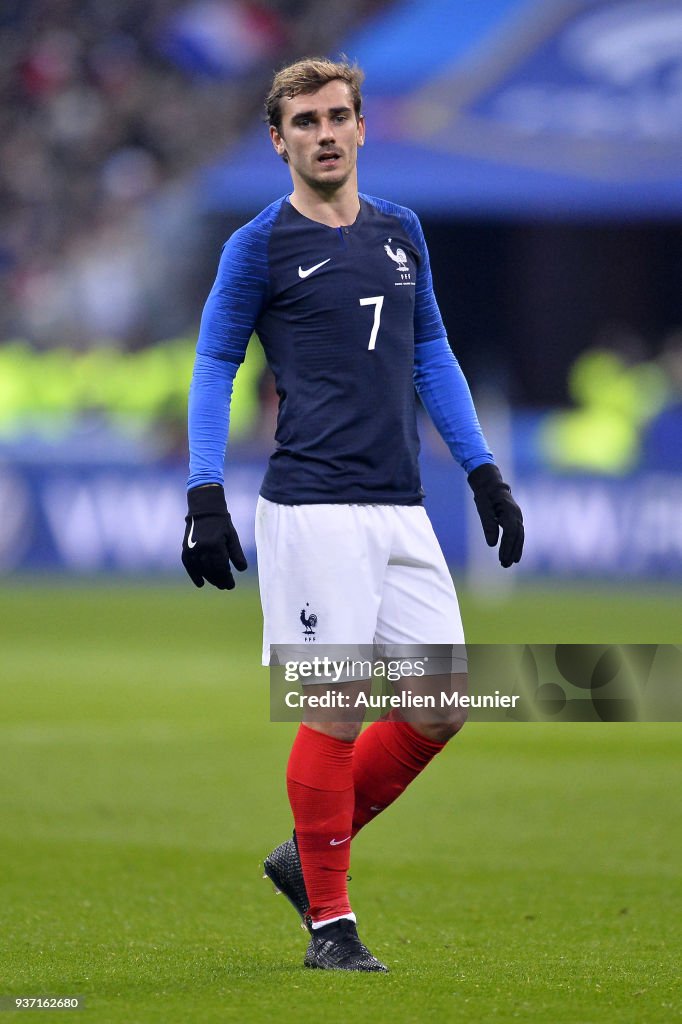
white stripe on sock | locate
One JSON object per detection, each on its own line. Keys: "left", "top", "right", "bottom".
{"left": 311, "top": 913, "right": 357, "bottom": 930}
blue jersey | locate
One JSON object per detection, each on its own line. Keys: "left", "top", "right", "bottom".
{"left": 188, "top": 194, "right": 493, "bottom": 503}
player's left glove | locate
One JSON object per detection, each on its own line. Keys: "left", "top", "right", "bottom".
{"left": 181, "top": 484, "right": 247, "bottom": 590}
{"left": 467, "top": 463, "right": 524, "bottom": 568}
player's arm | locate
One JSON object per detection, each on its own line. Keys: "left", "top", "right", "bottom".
{"left": 406, "top": 212, "right": 524, "bottom": 567}
{"left": 182, "top": 229, "right": 268, "bottom": 590}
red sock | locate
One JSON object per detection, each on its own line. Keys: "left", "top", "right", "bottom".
{"left": 286, "top": 724, "right": 355, "bottom": 924}
{"left": 352, "top": 714, "right": 446, "bottom": 836}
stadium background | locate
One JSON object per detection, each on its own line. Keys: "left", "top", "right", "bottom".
{"left": 1, "top": 1, "right": 680, "bottom": 1021}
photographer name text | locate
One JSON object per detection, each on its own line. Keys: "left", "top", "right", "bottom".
{"left": 284, "top": 690, "right": 520, "bottom": 710}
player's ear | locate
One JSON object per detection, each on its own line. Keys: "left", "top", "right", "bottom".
{"left": 357, "top": 115, "right": 366, "bottom": 147}
{"left": 270, "top": 124, "right": 288, "bottom": 161}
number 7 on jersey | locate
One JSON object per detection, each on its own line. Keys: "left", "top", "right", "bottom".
{"left": 359, "top": 295, "right": 384, "bottom": 350}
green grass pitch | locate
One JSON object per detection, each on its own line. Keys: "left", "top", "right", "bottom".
{"left": 0, "top": 581, "right": 680, "bottom": 1023}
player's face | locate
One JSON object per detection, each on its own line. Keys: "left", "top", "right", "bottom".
{"left": 270, "top": 80, "right": 365, "bottom": 193}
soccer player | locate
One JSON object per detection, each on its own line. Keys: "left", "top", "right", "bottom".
{"left": 182, "top": 57, "right": 523, "bottom": 972}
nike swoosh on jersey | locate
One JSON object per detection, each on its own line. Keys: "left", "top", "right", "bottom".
{"left": 329, "top": 836, "right": 351, "bottom": 846}
{"left": 298, "top": 258, "right": 331, "bottom": 278}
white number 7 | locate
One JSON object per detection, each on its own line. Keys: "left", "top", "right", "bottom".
{"left": 359, "top": 295, "right": 384, "bottom": 350}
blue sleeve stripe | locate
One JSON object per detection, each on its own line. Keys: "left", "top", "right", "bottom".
{"left": 400, "top": 208, "right": 449, "bottom": 347}
{"left": 414, "top": 337, "right": 494, "bottom": 474}
{"left": 187, "top": 352, "right": 239, "bottom": 489}
{"left": 188, "top": 199, "right": 282, "bottom": 488}
{"left": 361, "top": 195, "right": 448, "bottom": 347}
{"left": 195, "top": 199, "right": 281, "bottom": 362}
{"left": 363, "top": 196, "right": 493, "bottom": 472}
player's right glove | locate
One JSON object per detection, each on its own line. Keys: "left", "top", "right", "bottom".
{"left": 467, "top": 463, "right": 524, "bottom": 568}
{"left": 181, "top": 484, "right": 247, "bottom": 590}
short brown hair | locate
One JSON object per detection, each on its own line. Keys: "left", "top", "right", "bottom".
{"left": 265, "top": 56, "right": 364, "bottom": 133}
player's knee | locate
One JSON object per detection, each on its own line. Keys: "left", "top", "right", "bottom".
{"left": 415, "top": 669, "right": 469, "bottom": 743}
{"left": 417, "top": 706, "right": 467, "bottom": 744}
{"left": 329, "top": 721, "right": 363, "bottom": 742}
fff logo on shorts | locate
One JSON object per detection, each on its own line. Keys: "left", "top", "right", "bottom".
{"left": 300, "top": 603, "right": 317, "bottom": 642}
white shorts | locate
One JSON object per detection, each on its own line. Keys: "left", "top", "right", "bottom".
{"left": 255, "top": 497, "right": 464, "bottom": 665}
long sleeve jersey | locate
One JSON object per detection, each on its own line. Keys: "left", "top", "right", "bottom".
{"left": 188, "top": 193, "right": 493, "bottom": 502}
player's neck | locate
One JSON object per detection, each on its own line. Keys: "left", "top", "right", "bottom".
{"left": 289, "top": 180, "right": 360, "bottom": 229}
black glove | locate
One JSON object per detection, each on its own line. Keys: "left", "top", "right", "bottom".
{"left": 467, "top": 463, "right": 524, "bottom": 568}
{"left": 181, "top": 485, "right": 247, "bottom": 590}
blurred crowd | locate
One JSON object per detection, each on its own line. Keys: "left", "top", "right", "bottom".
{"left": 541, "top": 324, "right": 682, "bottom": 472}
{"left": 0, "top": 0, "right": 386, "bottom": 348}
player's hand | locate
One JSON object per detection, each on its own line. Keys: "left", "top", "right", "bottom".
{"left": 467, "top": 463, "right": 524, "bottom": 568}
{"left": 181, "top": 484, "right": 247, "bottom": 590}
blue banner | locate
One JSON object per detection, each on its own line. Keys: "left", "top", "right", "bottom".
{"left": 200, "top": 0, "right": 682, "bottom": 218}
{"left": 1, "top": 458, "right": 681, "bottom": 580}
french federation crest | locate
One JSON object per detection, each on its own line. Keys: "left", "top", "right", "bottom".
{"left": 384, "top": 239, "right": 411, "bottom": 282}
{"left": 300, "top": 603, "right": 317, "bottom": 642}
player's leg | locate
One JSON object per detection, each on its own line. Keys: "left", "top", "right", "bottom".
{"left": 286, "top": 715, "right": 362, "bottom": 927}
{"left": 287, "top": 714, "right": 387, "bottom": 971}
{"left": 351, "top": 505, "right": 467, "bottom": 836}
{"left": 257, "top": 499, "right": 388, "bottom": 968}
